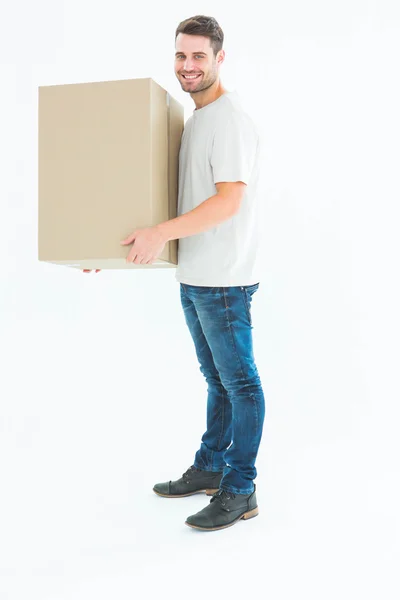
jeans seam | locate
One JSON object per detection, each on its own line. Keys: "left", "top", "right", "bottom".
{"left": 222, "top": 288, "right": 247, "bottom": 391}
{"left": 216, "top": 386, "right": 226, "bottom": 454}
{"left": 222, "top": 288, "right": 255, "bottom": 492}
{"left": 252, "top": 391, "right": 258, "bottom": 439}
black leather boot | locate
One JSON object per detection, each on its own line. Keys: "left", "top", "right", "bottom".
{"left": 153, "top": 465, "right": 223, "bottom": 497}
{"left": 185, "top": 485, "right": 259, "bottom": 531}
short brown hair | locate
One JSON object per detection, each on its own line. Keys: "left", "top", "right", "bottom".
{"left": 175, "top": 15, "right": 224, "bottom": 57}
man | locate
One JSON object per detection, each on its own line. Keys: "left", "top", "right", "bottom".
{"left": 85, "top": 15, "right": 265, "bottom": 532}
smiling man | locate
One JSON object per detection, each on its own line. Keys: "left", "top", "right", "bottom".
{"left": 151, "top": 15, "right": 266, "bottom": 532}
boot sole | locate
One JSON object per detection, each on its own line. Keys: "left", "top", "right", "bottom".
{"left": 185, "top": 506, "right": 259, "bottom": 530}
{"left": 153, "top": 487, "right": 220, "bottom": 498}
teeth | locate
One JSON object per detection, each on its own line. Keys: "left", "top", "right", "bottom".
{"left": 183, "top": 74, "right": 200, "bottom": 79}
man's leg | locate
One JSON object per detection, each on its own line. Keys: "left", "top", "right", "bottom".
{"left": 181, "top": 283, "right": 265, "bottom": 495}
{"left": 180, "top": 284, "right": 232, "bottom": 472}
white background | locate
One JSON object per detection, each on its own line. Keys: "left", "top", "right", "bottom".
{"left": 1, "top": 1, "right": 399, "bottom": 598}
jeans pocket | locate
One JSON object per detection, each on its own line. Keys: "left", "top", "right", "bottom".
{"left": 244, "top": 283, "right": 260, "bottom": 294}
{"left": 240, "top": 286, "right": 253, "bottom": 325}
{"left": 240, "top": 283, "right": 259, "bottom": 324}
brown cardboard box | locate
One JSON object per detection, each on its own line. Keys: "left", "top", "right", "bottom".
{"left": 38, "top": 77, "right": 184, "bottom": 270}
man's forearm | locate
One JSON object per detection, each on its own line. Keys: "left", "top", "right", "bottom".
{"left": 156, "top": 193, "right": 237, "bottom": 242}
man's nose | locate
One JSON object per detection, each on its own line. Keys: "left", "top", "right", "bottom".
{"left": 183, "top": 59, "right": 195, "bottom": 71}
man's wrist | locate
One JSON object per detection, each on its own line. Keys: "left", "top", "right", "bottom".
{"left": 156, "top": 221, "right": 172, "bottom": 243}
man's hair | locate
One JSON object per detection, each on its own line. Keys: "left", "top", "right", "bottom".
{"left": 175, "top": 15, "right": 224, "bottom": 58}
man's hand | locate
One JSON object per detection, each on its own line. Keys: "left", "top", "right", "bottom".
{"left": 120, "top": 225, "right": 167, "bottom": 265}
{"left": 81, "top": 224, "right": 167, "bottom": 271}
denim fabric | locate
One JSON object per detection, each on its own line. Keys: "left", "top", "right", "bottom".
{"left": 180, "top": 283, "right": 265, "bottom": 495}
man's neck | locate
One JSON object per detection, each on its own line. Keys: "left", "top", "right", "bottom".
{"left": 192, "top": 81, "right": 228, "bottom": 111}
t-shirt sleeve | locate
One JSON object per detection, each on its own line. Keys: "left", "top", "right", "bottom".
{"left": 210, "top": 112, "right": 259, "bottom": 186}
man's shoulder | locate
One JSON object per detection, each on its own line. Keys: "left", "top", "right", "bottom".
{"left": 216, "top": 97, "right": 259, "bottom": 137}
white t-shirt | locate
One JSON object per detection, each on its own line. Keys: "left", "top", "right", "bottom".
{"left": 174, "top": 90, "right": 262, "bottom": 287}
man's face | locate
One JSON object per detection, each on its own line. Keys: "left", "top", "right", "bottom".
{"left": 175, "top": 33, "right": 221, "bottom": 94}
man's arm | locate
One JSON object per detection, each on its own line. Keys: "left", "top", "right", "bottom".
{"left": 157, "top": 181, "right": 246, "bottom": 242}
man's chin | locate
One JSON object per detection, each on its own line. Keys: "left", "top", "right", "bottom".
{"left": 181, "top": 84, "right": 202, "bottom": 93}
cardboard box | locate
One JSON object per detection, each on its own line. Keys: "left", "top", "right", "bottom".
{"left": 38, "top": 77, "right": 184, "bottom": 269}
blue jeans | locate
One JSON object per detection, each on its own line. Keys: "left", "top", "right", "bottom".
{"left": 180, "top": 283, "right": 266, "bottom": 495}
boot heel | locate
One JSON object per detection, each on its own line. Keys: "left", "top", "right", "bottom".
{"left": 242, "top": 506, "right": 259, "bottom": 519}
{"left": 205, "top": 488, "right": 219, "bottom": 495}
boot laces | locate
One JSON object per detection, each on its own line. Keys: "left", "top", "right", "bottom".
{"left": 182, "top": 465, "right": 201, "bottom": 480}
{"left": 211, "top": 488, "right": 236, "bottom": 506}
